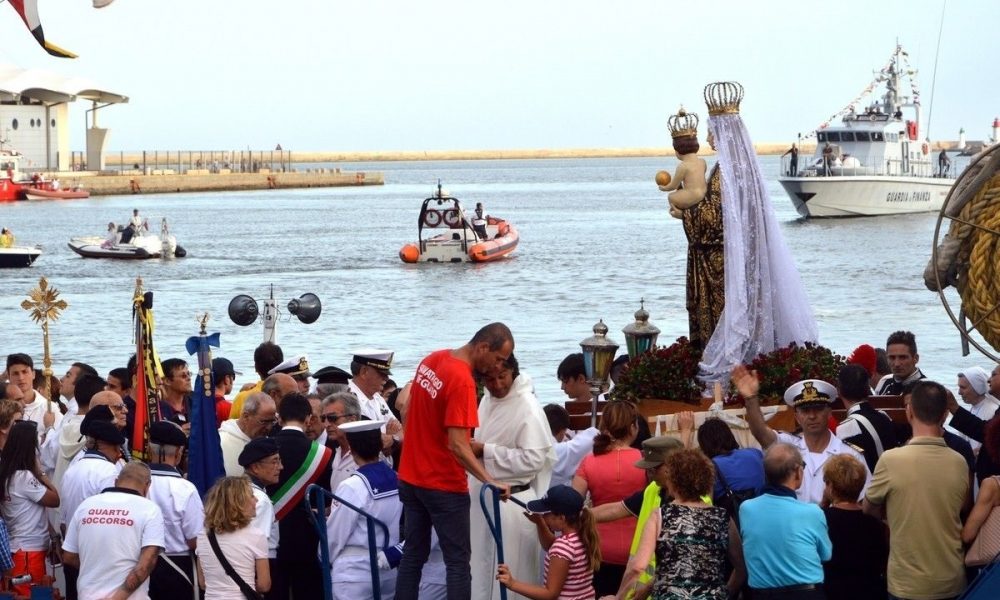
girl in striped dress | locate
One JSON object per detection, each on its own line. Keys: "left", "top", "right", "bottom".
{"left": 497, "top": 484, "right": 600, "bottom": 600}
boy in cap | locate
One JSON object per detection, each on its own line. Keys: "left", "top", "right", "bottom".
{"left": 239, "top": 438, "right": 282, "bottom": 562}
{"left": 147, "top": 421, "right": 203, "bottom": 600}
{"left": 733, "top": 365, "right": 869, "bottom": 504}
{"left": 326, "top": 420, "right": 403, "bottom": 599}
{"left": 212, "top": 357, "right": 240, "bottom": 427}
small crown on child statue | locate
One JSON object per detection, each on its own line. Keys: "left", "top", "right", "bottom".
{"left": 668, "top": 106, "right": 699, "bottom": 139}
{"left": 703, "top": 81, "right": 744, "bottom": 116}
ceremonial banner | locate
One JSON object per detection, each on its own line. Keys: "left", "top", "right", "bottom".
{"left": 185, "top": 319, "right": 225, "bottom": 496}
{"left": 131, "top": 285, "right": 164, "bottom": 461}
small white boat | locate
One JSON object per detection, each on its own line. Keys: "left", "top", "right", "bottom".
{"left": 0, "top": 246, "right": 42, "bottom": 268}
{"left": 68, "top": 220, "right": 186, "bottom": 259}
{"left": 778, "top": 45, "right": 955, "bottom": 218}
{"left": 23, "top": 187, "right": 90, "bottom": 200}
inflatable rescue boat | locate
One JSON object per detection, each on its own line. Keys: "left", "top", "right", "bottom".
{"left": 399, "top": 184, "right": 518, "bottom": 263}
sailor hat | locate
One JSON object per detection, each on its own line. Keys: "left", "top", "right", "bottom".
{"left": 313, "top": 365, "right": 352, "bottom": 385}
{"left": 238, "top": 437, "right": 280, "bottom": 467}
{"left": 267, "top": 355, "right": 311, "bottom": 378}
{"left": 352, "top": 349, "right": 393, "bottom": 375}
{"left": 338, "top": 420, "right": 385, "bottom": 435}
{"left": 85, "top": 420, "right": 126, "bottom": 445}
{"left": 783, "top": 379, "right": 838, "bottom": 408}
{"left": 79, "top": 405, "right": 115, "bottom": 436}
{"left": 149, "top": 420, "right": 188, "bottom": 447}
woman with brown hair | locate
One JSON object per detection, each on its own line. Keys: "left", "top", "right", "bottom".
{"left": 573, "top": 400, "right": 646, "bottom": 595}
{"left": 821, "top": 454, "right": 887, "bottom": 600}
{"left": 196, "top": 476, "right": 270, "bottom": 599}
{"left": 614, "top": 448, "right": 744, "bottom": 600}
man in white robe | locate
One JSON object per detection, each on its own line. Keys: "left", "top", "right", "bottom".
{"left": 469, "top": 357, "right": 556, "bottom": 600}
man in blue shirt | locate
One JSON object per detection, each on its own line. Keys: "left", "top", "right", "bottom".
{"left": 739, "top": 443, "right": 832, "bottom": 599}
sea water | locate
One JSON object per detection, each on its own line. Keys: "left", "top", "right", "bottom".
{"left": 0, "top": 155, "right": 985, "bottom": 404}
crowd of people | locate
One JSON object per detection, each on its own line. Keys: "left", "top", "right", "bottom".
{"left": 0, "top": 325, "right": 999, "bottom": 600}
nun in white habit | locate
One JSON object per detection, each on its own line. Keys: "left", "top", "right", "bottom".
{"left": 469, "top": 354, "right": 556, "bottom": 600}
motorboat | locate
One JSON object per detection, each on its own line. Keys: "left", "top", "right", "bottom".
{"left": 1, "top": 149, "right": 28, "bottom": 202}
{"left": 23, "top": 186, "right": 90, "bottom": 200}
{"left": 68, "top": 219, "right": 186, "bottom": 259}
{"left": 778, "top": 45, "right": 955, "bottom": 218}
{"left": 398, "top": 184, "right": 518, "bottom": 263}
{"left": 0, "top": 246, "right": 42, "bottom": 268}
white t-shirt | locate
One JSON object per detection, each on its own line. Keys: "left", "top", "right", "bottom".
{"left": 148, "top": 467, "right": 204, "bottom": 554}
{"left": 63, "top": 490, "right": 165, "bottom": 600}
{"left": 195, "top": 526, "right": 267, "bottom": 600}
{"left": 2, "top": 470, "right": 49, "bottom": 551}
{"left": 60, "top": 452, "right": 120, "bottom": 527}
{"left": 250, "top": 482, "right": 279, "bottom": 558}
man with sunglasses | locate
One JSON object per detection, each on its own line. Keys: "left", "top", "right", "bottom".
{"left": 219, "top": 392, "right": 277, "bottom": 476}
{"left": 321, "top": 391, "right": 362, "bottom": 492}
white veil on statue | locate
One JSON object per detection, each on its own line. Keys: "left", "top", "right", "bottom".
{"left": 699, "top": 82, "right": 818, "bottom": 384}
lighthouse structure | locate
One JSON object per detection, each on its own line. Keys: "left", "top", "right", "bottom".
{"left": 958, "top": 128, "right": 966, "bottom": 151}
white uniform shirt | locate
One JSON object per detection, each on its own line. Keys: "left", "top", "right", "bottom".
{"left": 776, "top": 431, "right": 871, "bottom": 504}
{"left": 63, "top": 489, "right": 166, "bottom": 600}
{"left": 330, "top": 445, "right": 357, "bottom": 494}
{"left": 148, "top": 465, "right": 204, "bottom": 554}
{"left": 326, "top": 464, "right": 402, "bottom": 596}
{"left": 250, "top": 481, "right": 279, "bottom": 559}
{"left": 60, "top": 451, "right": 120, "bottom": 527}
{"left": 348, "top": 380, "right": 395, "bottom": 423}
{"left": 2, "top": 470, "right": 49, "bottom": 552}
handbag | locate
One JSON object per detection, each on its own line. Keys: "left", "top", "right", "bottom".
{"left": 207, "top": 529, "right": 263, "bottom": 600}
{"left": 966, "top": 504, "right": 1000, "bottom": 567}
{"left": 713, "top": 458, "right": 756, "bottom": 528}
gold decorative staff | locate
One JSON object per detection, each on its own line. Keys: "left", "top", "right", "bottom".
{"left": 21, "top": 276, "right": 68, "bottom": 410}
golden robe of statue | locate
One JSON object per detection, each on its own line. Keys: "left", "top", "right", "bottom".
{"left": 681, "top": 164, "right": 725, "bottom": 349}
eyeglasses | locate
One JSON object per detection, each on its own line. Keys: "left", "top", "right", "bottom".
{"left": 256, "top": 417, "right": 278, "bottom": 426}
{"left": 109, "top": 403, "right": 127, "bottom": 411}
{"left": 320, "top": 413, "right": 358, "bottom": 423}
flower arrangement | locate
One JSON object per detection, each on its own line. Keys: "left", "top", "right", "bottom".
{"left": 611, "top": 337, "right": 703, "bottom": 404}
{"left": 744, "top": 342, "right": 845, "bottom": 404}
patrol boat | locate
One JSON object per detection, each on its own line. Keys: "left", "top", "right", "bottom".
{"left": 398, "top": 184, "right": 518, "bottom": 263}
{"left": 778, "top": 45, "right": 955, "bottom": 218}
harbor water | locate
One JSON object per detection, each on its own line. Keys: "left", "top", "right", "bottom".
{"left": 0, "top": 155, "right": 985, "bottom": 404}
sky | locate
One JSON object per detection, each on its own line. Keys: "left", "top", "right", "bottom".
{"left": 1, "top": 0, "right": 997, "bottom": 152}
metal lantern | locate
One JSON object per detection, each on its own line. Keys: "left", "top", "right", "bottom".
{"left": 622, "top": 298, "right": 660, "bottom": 360}
{"left": 580, "top": 319, "right": 620, "bottom": 427}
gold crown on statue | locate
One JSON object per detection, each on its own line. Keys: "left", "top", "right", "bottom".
{"left": 704, "top": 81, "right": 744, "bottom": 116}
{"left": 667, "top": 106, "right": 699, "bottom": 138}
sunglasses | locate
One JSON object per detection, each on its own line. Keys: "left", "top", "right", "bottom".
{"left": 320, "top": 413, "right": 358, "bottom": 423}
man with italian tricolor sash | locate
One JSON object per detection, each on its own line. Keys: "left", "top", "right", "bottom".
{"left": 267, "top": 392, "right": 332, "bottom": 600}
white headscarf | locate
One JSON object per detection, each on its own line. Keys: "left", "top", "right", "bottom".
{"left": 699, "top": 99, "right": 818, "bottom": 384}
{"left": 959, "top": 366, "right": 990, "bottom": 396}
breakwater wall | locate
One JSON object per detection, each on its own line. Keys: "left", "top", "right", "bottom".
{"left": 75, "top": 169, "right": 382, "bottom": 196}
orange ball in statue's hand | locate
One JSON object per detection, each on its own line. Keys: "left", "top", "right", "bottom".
{"left": 655, "top": 170, "right": 671, "bottom": 186}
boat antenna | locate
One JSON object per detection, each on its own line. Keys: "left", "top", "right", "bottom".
{"left": 925, "top": 0, "right": 948, "bottom": 141}
{"left": 437, "top": 179, "right": 442, "bottom": 198}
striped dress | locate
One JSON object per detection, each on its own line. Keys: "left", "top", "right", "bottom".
{"left": 544, "top": 531, "right": 595, "bottom": 600}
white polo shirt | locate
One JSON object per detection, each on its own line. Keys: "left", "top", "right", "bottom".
{"left": 148, "top": 465, "right": 203, "bottom": 555}
{"left": 63, "top": 488, "right": 165, "bottom": 600}
{"left": 776, "top": 431, "right": 871, "bottom": 504}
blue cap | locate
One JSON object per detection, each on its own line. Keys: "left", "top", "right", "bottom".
{"left": 526, "top": 485, "right": 584, "bottom": 516}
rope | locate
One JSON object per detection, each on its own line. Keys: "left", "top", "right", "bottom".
{"left": 959, "top": 171, "right": 1000, "bottom": 349}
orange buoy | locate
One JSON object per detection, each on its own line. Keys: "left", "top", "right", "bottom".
{"left": 655, "top": 170, "right": 671, "bottom": 186}
{"left": 399, "top": 244, "right": 420, "bottom": 263}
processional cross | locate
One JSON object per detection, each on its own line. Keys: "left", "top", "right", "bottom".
{"left": 21, "top": 277, "right": 68, "bottom": 410}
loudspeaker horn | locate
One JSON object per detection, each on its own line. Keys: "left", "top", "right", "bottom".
{"left": 287, "top": 293, "right": 321, "bottom": 324}
{"left": 228, "top": 294, "right": 260, "bottom": 327}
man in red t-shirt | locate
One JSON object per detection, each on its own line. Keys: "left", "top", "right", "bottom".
{"left": 395, "top": 322, "right": 514, "bottom": 600}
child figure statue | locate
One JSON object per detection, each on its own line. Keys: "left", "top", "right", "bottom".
{"left": 658, "top": 107, "right": 707, "bottom": 218}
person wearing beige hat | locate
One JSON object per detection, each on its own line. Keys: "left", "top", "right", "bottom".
{"left": 733, "top": 365, "right": 869, "bottom": 505}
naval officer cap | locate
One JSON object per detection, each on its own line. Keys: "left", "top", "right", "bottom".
{"left": 352, "top": 349, "right": 394, "bottom": 375}
{"left": 267, "top": 355, "right": 311, "bottom": 379}
{"left": 149, "top": 420, "right": 188, "bottom": 447}
{"left": 784, "top": 379, "right": 838, "bottom": 409}
{"left": 238, "top": 437, "right": 280, "bottom": 467}
{"left": 313, "top": 365, "right": 352, "bottom": 385}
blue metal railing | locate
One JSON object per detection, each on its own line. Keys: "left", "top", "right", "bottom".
{"left": 479, "top": 484, "right": 529, "bottom": 600}
{"left": 306, "top": 483, "right": 392, "bottom": 600}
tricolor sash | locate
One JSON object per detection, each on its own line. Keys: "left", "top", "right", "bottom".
{"left": 270, "top": 441, "right": 332, "bottom": 520}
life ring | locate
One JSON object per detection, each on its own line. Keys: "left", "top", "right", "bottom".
{"left": 423, "top": 209, "right": 442, "bottom": 227}
{"left": 442, "top": 208, "right": 461, "bottom": 227}
{"left": 921, "top": 143, "right": 929, "bottom": 156}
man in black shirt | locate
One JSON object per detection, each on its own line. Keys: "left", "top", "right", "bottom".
{"left": 836, "top": 365, "right": 898, "bottom": 472}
